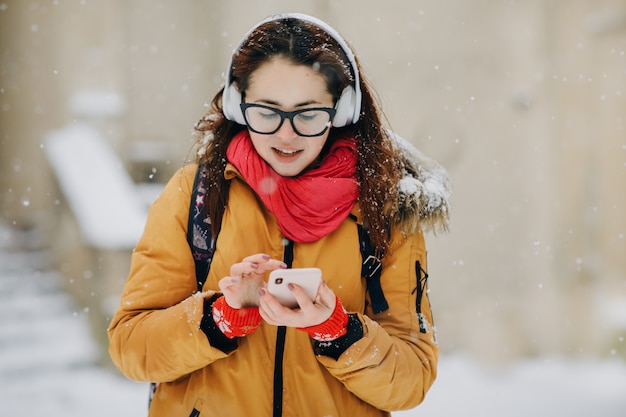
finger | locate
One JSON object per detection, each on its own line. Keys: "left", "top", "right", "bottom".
{"left": 230, "top": 254, "right": 286, "bottom": 278}
{"left": 241, "top": 253, "right": 288, "bottom": 270}
{"left": 258, "top": 288, "right": 287, "bottom": 324}
{"left": 287, "top": 283, "right": 315, "bottom": 310}
{"left": 241, "top": 253, "right": 271, "bottom": 264}
{"left": 253, "top": 259, "right": 288, "bottom": 274}
{"left": 315, "top": 281, "right": 337, "bottom": 308}
{"left": 218, "top": 275, "right": 239, "bottom": 292}
{"left": 261, "top": 287, "right": 300, "bottom": 316}
{"left": 258, "top": 287, "right": 280, "bottom": 313}
{"left": 230, "top": 261, "right": 260, "bottom": 278}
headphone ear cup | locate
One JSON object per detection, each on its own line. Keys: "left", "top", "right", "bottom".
{"left": 332, "top": 86, "right": 357, "bottom": 127}
{"left": 222, "top": 83, "right": 245, "bottom": 125}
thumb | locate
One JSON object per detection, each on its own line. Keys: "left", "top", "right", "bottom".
{"left": 316, "top": 280, "right": 337, "bottom": 309}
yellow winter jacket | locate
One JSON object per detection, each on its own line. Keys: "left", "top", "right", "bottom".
{"left": 108, "top": 154, "right": 448, "bottom": 417}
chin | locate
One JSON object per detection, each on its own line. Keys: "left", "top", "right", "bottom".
{"left": 275, "top": 169, "right": 301, "bottom": 178}
{"left": 269, "top": 161, "right": 305, "bottom": 177}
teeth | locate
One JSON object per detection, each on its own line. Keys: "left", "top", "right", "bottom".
{"left": 275, "top": 148, "right": 299, "bottom": 156}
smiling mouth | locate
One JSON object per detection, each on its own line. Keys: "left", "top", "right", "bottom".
{"left": 274, "top": 148, "right": 301, "bottom": 157}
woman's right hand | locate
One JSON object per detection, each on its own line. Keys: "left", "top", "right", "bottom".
{"left": 218, "top": 254, "right": 286, "bottom": 308}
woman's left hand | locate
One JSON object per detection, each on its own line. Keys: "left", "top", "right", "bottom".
{"left": 258, "top": 280, "right": 337, "bottom": 328}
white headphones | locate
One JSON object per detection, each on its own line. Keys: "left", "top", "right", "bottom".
{"left": 222, "top": 13, "right": 362, "bottom": 127}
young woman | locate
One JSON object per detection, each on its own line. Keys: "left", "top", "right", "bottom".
{"left": 108, "top": 13, "right": 451, "bottom": 417}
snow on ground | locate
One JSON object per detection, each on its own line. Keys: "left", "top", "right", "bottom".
{"left": 0, "top": 226, "right": 146, "bottom": 417}
{"left": 1, "top": 221, "right": 625, "bottom": 417}
{"left": 401, "top": 355, "right": 626, "bottom": 417}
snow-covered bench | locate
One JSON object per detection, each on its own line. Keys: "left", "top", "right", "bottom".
{"left": 44, "top": 123, "right": 164, "bottom": 343}
{"left": 44, "top": 123, "right": 148, "bottom": 249}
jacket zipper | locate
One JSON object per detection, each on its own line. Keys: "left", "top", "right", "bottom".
{"left": 273, "top": 239, "right": 293, "bottom": 417}
{"left": 273, "top": 326, "right": 287, "bottom": 417}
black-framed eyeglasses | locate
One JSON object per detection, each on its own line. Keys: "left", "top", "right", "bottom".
{"left": 240, "top": 103, "right": 336, "bottom": 137}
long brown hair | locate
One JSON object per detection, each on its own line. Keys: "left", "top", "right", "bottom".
{"left": 192, "top": 17, "right": 402, "bottom": 251}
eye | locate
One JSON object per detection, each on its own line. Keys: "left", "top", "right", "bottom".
{"left": 295, "top": 110, "right": 319, "bottom": 122}
{"left": 258, "top": 109, "right": 279, "bottom": 119}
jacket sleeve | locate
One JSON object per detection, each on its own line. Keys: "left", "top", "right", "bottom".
{"left": 107, "top": 165, "right": 233, "bottom": 383}
{"left": 316, "top": 227, "right": 438, "bottom": 411}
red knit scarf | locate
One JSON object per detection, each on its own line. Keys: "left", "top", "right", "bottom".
{"left": 226, "top": 131, "right": 358, "bottom": 242}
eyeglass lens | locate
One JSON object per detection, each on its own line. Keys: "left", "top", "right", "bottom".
{"left": 243, "top": 105, "right": 333, "bottom": 136}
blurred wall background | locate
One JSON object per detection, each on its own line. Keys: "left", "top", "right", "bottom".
{"left": 1, "top": 0, "right": 625, "bottom": 365}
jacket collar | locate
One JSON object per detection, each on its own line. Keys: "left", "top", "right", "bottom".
{"left": 389, "top": 131, "right": 452, "bottom": 234}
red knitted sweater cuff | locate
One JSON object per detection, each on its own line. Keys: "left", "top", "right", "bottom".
{"left": 297, "top": 296, "right": 348, "bottom": 341}
{"left": 211, "top": 296, "right": 262, "bottom": 339}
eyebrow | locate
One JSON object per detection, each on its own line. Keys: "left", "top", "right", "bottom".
{"left": 254, "top": 98, "right": 321, "bottom": 108}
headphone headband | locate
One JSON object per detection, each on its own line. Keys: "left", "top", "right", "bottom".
{"left": 222, "top": 13, "right": 362, "bottom": 127}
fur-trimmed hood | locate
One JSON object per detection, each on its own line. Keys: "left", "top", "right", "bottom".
{"left": 389, "top": 131, "right": 452, "bottom": 234}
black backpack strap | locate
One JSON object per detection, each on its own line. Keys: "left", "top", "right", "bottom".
{"left": 150, "top": 164, "right": 217, "bottom": 409}
{"left": 412, "top": 260, "right": 430, "bottom": 334}
{"left": 187, "top": 164, "right": 216, "bottom": 292}
{"left": 350, "top": 214, "right": 389, "bottom": 314}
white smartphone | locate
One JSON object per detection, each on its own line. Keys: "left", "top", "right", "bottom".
{"left": 267, "top": 268, "right": 322, "bottom": 309}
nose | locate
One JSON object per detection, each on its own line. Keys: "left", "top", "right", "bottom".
{"left": 275, "top": 117, "right": 298, "bottom": 139}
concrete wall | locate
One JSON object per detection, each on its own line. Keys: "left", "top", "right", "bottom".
{"left": 1, "top": 0, "right": 624, "bottom": 363}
